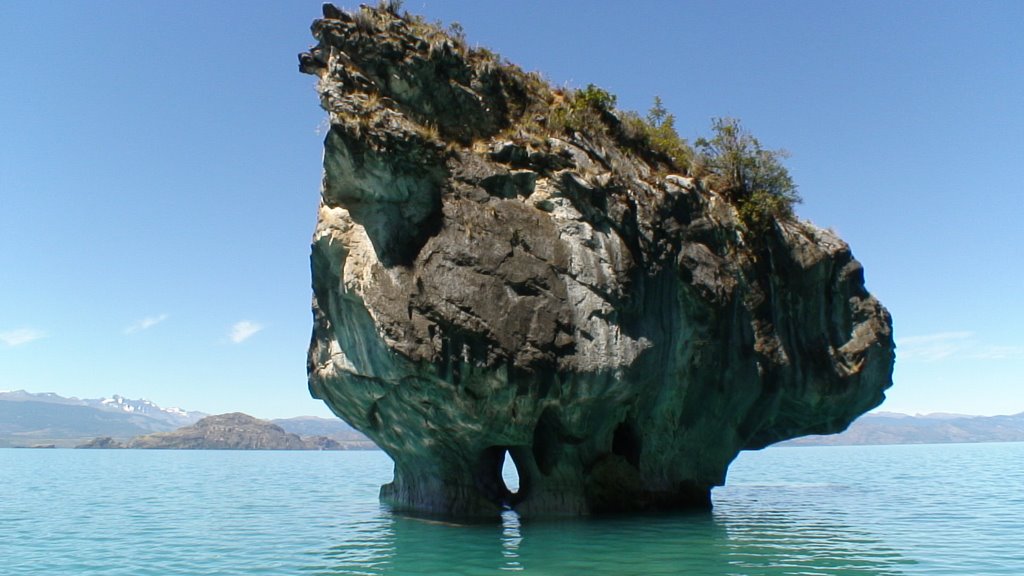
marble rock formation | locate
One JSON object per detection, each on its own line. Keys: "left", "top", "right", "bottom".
{"left": 300, "top": 4, "right": 894, "bottom": 517}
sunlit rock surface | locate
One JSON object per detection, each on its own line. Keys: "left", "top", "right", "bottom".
{"left": 300, "top": 4, "right": 894, "bottom": 518}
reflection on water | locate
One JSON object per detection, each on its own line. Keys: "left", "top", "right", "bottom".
{"left": 314, "top": 501, "right": 910, "bottom": 575}
{"left": 499, "top": 510, "right": 523, "bottom": 572}
{"left": 305, "top": 444, "right": 1024, "bottom": 575}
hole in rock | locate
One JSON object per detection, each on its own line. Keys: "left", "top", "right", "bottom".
{"left": 612, "top": 421, "right": 642, "bottom": 468}
{"left": 476, "top": 446, "right": 528, "bottom": 509}
{"left": 501, "top": 449, "right": 520, "bottom": 494}
{"left": 532, "top": 407, "right": 563, "bottom": 476}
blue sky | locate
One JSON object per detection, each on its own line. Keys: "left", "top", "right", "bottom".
{"left": 2, "top": 1, "right": 1021, "bottom": 418}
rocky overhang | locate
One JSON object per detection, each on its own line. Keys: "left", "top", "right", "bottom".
{"left": 300, "top": 4, "right": 894, "bottom": 518}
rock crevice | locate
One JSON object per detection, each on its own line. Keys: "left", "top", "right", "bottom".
{"left": 301, "top": 5, "right": 894, "bottom": 518}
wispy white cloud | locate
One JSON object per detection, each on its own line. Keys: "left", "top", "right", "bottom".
{"left": 0, "top": 328, "right": 47, "bottom": 347}
{"left": 897, "top": 331, "right": 1024, "bottom": 362}
{"left": 970, "top": 345, "right": 1024, "bottom": 360}
{"left": 230, "top": 321, "right": 263, "bottom": 343}
{"left": 124, "top": 314, "right": 169, "bottom": 335}
{"left": 897, "top": 331, "right": 972, "bottom": 361}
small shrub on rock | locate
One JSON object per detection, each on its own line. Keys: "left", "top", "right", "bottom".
{"left": 694, "top": 117, "right": 800, "bottom": 233}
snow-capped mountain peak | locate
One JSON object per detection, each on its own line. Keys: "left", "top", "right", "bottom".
{"left": 0, "top": 390, "right": 206, "bottom": 427}
{"left": 89, "top": 395, "right": 204, "bottom": 425}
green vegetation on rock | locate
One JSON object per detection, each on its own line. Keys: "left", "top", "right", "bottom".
{"left": 320, "top": 2, "right": 801, "bottom": 241}
{"left": 694, "top": 117, "right": 801, "bottom": 233}
{"left": 543, "top": 83, "right": 800, "bottom": 236}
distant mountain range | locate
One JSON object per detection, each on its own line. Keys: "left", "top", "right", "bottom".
{"left": 0, "top": 390, "right": 207, "bottom": 448}
{"left": 0, "top": 390, "right": 372, "bottom": 449}
{"left": 781, "top": 411, "right": 1024, "bottom": 446}
{"left": 0, "top": 389, "right": 206, "bottom": 427}
{"left": 4, "top": 390, "right": 1023, "bottom": 449}
{"left": 269, "top": 415, "right": 372, "bottom": 442}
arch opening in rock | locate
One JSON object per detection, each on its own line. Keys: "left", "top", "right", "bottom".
{"left": 501, "top": 449, "right": 520, "bottom": 495}
{"left": 476, "top": 445, "right": 529, "bottom": 509}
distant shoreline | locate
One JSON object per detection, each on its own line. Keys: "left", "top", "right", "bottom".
{"left": 4, "top": 390, "right": 1022, "bottom": 449}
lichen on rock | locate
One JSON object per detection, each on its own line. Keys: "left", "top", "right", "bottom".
{"left": 300, "top": 4, "right": 894, "bottom": 518}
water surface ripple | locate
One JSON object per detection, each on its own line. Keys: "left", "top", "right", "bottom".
{"left": 2, "top": 443, "right": 1021, "bottom": 575}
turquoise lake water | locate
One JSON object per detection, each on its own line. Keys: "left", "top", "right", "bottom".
{"left": 2, "top": 443, "right": 1022, "bottom": 575}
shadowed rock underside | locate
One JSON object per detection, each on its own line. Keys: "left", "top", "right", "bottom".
{"left": 300, "top": 4, "right": 894, "bottom": 518}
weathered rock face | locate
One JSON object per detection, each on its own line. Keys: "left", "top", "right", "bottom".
{"left": 300, "top": 5, "right": 894, "bottom": 518}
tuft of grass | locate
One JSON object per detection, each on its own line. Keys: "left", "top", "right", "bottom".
{"left": 545, "top": 83, "right": 618, "bottom": 136}
{"left": 352, "top": 8, "right": 379, "bottom": 33}
{"left": 616, "top": 98, "right": 693, "bottom": 174}
{"left": 376, "top": 0, "right": 403, "bottom": 15}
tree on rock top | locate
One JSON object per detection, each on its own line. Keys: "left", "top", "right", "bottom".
{"left": 695, "top": 117, "right": 802, "bottom": 233}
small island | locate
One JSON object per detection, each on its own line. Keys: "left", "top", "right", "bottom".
{"left": 76, "top": 413, "right": 371, "bottom": 450}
